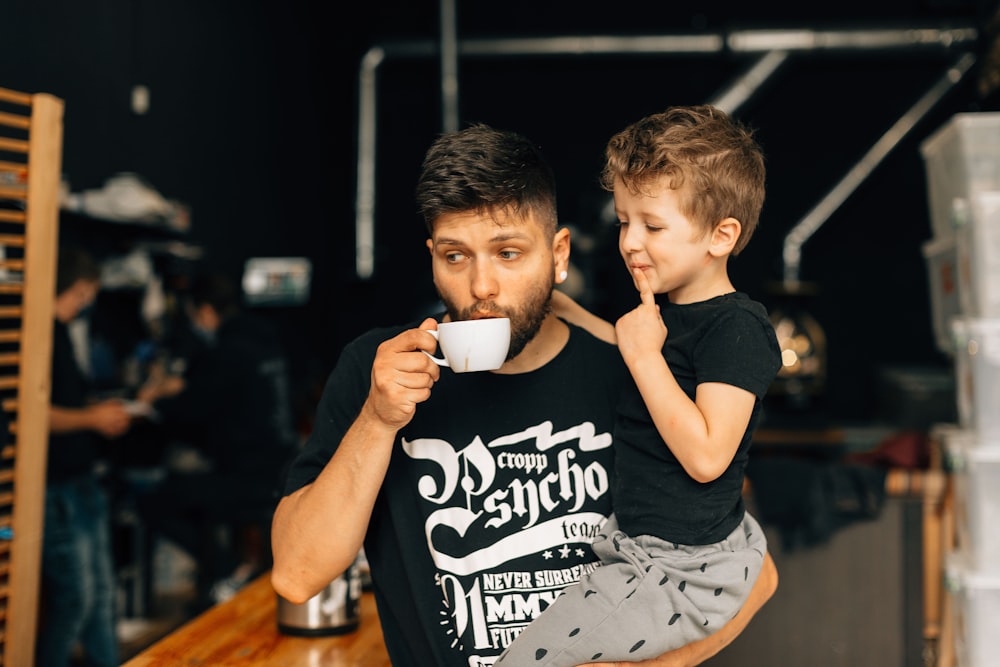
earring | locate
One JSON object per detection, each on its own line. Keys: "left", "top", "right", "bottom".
{"left": 558, "top": 270, "right": 568, "bottom": 283}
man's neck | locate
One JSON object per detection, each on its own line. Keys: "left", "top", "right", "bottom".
{"left": 494, "top": 313, "right": 569, "bottom": 375}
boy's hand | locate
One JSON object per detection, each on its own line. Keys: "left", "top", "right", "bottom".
{"left": 615, "top": 268, "right": 667, "bottom": 365}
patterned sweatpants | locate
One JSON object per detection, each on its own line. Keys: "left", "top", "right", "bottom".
{"left": 494, "top": 511, "right": 766, "bottom": 666}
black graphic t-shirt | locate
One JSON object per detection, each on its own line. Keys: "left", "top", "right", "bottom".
{"left": 284, "top": 319, "right": 625, "bottom": 666}
{"left": 48, "top": 319, "right": 103, "bottom": 483}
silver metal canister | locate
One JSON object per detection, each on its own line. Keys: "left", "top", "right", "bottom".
{"left": 276, "top": 560, "right": 362, "bottom": 636}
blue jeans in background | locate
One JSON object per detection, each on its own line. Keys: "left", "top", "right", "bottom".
{"left": 37, "top": 475, "right": 119, "bottom": 667}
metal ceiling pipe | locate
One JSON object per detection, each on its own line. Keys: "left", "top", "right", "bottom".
{"left": 727, "top": 26, "right": 978, "bottom": 52}
{"left": 708, "top": 50, "right": 790, "bottom": 114}
{"left": 439, "top": 0, "right": 459, "bottom": 134}
{"left": 354, "top": 25, "right": 979, "bottom": 279}
{"left": 781, "top": 51, "right": 977, "bottom": 288}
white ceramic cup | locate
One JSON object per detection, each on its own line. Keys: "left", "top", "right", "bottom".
{"left": 423, "top": 318, "right": 511, "bottom": 373}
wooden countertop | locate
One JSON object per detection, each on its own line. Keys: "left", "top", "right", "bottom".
{"left": 122, "top": 573, "right": 390, "bottom": 666}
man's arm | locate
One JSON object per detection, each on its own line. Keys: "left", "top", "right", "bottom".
{"left": 271, "top": 319, "right": 443, "bottom": 604}
{"left": 271, "top": 401, "right": 401, "bottom": 603}
{"left": 588, "top": 551, "right": 778, "bottom": 667}
{"left": 49, "top": 400, "right": 131, "bottom": 439}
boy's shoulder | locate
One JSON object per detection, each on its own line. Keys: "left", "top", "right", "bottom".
{"left": 727, "top": 291, "right": 771, "bottom": 317}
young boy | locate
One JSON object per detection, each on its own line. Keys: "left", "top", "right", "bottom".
{"left": 497, "top": 105, "right": 782, "bottom": 666}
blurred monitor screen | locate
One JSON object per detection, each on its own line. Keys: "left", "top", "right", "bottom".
{"left": 242, "top": 257, "right": 311, "bottom": 306}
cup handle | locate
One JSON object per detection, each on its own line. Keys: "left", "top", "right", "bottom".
{"left": 422, "top": 329, "right": 449, "bottom": 367}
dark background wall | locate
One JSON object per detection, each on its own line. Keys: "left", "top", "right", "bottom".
{"left": 3, "top": 0, "right": 998, "bottom": 426}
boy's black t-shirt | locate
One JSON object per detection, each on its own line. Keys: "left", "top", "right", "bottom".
{"left": 613, "top": 291, "right": 782, "bottom": 545}
{"left": 284, "top": 319, "right": 626, "bottom": 666}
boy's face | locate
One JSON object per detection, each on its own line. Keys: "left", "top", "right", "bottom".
{"left": 614, "top": 179, "right": 718, "bottom": 304}
{"left": 426, "top": 208, "right": 567, "bottom": 360}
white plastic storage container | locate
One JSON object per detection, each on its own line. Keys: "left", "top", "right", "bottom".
{"left": 952, "top": 318, "right": 1000, "bottom": 440}
{"left": 944, "top": 558, "right": 1000, "bottom": 667}
{"left": 923, "top": 234, "right": 963, "bottom": 355}
{"left": 943, "top": 429, "right": 1000, "bottom": 573}
{"left": 955, "top": 192, "right": 1000, "bottom": 319}
{"left": 920, "top": 113, "right": 1000, "bottom": 240}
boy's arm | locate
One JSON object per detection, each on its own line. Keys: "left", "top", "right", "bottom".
{"left": 616, "top": 269, "right": 753, "bottom": 483}
{"left": 553, "top": 281, "right": 750, "bottom": 483}
{"left": 550, "top": 289, "right": 617, "bottom": 344}
{"left": 586, "top": 551, "right": 778, "bottom": 667}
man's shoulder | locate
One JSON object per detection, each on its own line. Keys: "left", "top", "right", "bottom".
{"left": 561, "top": 322, "right": 625, "bottom": 378}
{"left": 564, "top": 321, "right": 620, "bottom": 354}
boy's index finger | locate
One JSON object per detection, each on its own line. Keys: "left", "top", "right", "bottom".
{"left": 633, "top": 268, "right": 656, "bottom": 306}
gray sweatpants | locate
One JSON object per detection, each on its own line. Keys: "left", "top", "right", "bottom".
{"left": 494, "top": 512, "right": 766, "bottom": 666}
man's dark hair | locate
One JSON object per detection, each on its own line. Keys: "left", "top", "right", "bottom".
{"left": 415, "top": 123, "right": 558, "bottom": 235}
{"left": 56, "top": 246, "right": 101, "bottom": 295}
{"left": 189, "top": 270, "right": 241, "bottom": 317}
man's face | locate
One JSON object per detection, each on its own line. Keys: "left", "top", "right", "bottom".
{"left": 427, "top": 209, "right": 556, "bottom": 360}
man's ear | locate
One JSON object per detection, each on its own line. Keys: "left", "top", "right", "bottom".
{"left": 426, "top": 238, "right": 434, "bottom": 255}
{"left": 710, "top": 218, "right": 741, "bottom": 257}
{"left": 553, "top": 227, "right": 571, "bottom": 278}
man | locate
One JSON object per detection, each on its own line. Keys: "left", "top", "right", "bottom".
{"left": 41, "top": 246, "right": 132, "bottom": 667}
{"left": 137, "top": 269, "right": 298, "bottom": 604}
{"left": 271, "top": 123, "right": 777, "bottom": 666}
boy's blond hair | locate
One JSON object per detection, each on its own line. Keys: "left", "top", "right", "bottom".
{"left": 600, "top": 105, "right": 765, "bottom": 255}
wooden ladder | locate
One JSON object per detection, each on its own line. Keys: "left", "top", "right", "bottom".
{"left": 0, "top": 85, "right": 64, "bottom": 667}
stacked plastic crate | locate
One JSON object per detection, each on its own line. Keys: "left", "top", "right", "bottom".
{"left": 920, "top": 112, "right": 1000, "bottom": 667}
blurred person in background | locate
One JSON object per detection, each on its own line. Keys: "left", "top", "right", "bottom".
{"left": 39, "top": 246, "right": 133, "bottom": 667}
{"left": 137, "top": 268, "right": 298, "bottom": 607}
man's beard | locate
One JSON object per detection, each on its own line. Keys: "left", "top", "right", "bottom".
{"left": 438, "top": 277, "right": 553, "bottom": 361}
